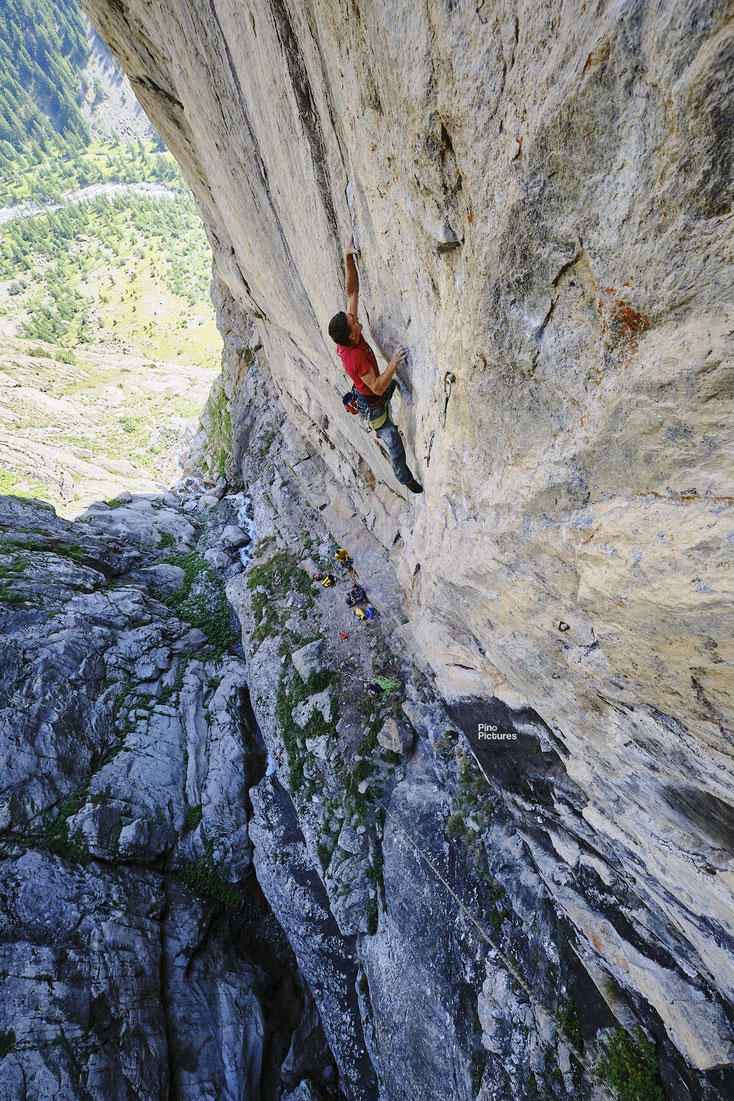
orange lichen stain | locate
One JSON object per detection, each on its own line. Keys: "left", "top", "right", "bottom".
{"left": 597, "top": 287, "right": 650, "bottom": 372}
{"left": 590, "top": 932, "right": 603, "bottom": 952}
{"left": 467, "top": 210, "right": 474, "bottom": 223}
{"left": 583, "top": 47, "right": 607, "bottom": 74}
{"left": 663, "top": 210, "right": 667, "bottom": 217}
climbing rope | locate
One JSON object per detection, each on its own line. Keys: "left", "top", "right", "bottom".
{"left": 365, "top": 777, "right": 619, "bottom": 1099}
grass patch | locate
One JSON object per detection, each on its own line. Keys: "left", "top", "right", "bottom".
{"left": 446, "top": 813, "right": 466, "bottom": 839}
{"left": 157, "top": 529, "right": 175, "bottom": 550}
{"left": 185, "top": 804, "right": 202, "bottom": 830}
{"left": 179, "top": 842, "right": 241, "bottom": 909}
{"left": 41, "top": 790, "right": 92, "bottom": 865}
{"left": 559, "top": 998, "right": 583, "bottom": 1051}
{"left": 247, "top": 550, "right": 315, "bottom": 646}
{"left": 160, "top": 552, "right": 237, "bottom": 656}
{"left": 598, "top": 1026, "right": 665, "bottom": 1101}
{"left": 275, "top": 668, "right": 336, "bottom": 794}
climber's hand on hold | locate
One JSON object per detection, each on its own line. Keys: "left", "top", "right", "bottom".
{"left": 389, "top": 345, "right": 409, "bottom": 369}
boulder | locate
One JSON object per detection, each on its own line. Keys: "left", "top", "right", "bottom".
{"left": 291, "top": 640, "right": 326, "bottom": 682}
{"left": 377, "top": 718, "right": 413, "bottom": 755}
{"left": 222, "top": 525, "right": 250, "bottom": 549}
{"left": 204, "top": 548, "right": 233, "bottom": 570}
{"left": 127, "top": 564, "right": 185, "bottom": 597}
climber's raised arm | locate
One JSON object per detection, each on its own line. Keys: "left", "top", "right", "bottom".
{"left": 345, "top": 234, "right": 359, "bottom": 317}
{"left": 361, "top": 345, "right": 408, "bottom": 396}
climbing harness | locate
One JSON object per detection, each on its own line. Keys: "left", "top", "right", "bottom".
{"left": 354, "top": 390, "right": 389, "bottom": 433}
{"left": 438, "top": 371, "right": 456, "bottom": 429}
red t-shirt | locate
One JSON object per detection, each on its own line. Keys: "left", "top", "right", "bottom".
{"left": 337, "top": 323, "right": 379, "bottom": 396}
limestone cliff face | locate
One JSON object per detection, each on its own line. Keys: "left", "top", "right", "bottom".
{"left": 81, "top": 0, "right": 733, "bottom": 1091}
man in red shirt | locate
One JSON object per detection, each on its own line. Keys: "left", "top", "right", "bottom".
{"left": 328, "top": 236, "right": 423, "bottom": 494}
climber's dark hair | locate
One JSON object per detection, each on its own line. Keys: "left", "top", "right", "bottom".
{"left": 328, "top": 311, "right": 351, "bottom": 346}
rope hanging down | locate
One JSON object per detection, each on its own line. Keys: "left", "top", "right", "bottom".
{"left": 366, "top": 777, "right": 619, "bottom": 1100}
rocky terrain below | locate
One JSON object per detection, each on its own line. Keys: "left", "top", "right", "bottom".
{"left": 0, "top": 481, "right": 341, "bottom": 1100}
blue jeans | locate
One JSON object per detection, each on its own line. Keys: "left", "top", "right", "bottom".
{"left": 374, "top": 415, "right": 413, "bottom": 485}
{"left": 358, "top": 382, "right": 414, "bottom": 486}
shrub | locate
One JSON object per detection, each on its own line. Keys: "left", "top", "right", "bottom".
{"left": 598, "top": 1026, "right": 665, "bottom": 1101}
{"left": 559, "top": 998, "right": 583, "bottom": 1051}
{"left": 179, "top": 843, "right": 240, "bottom": 909}
{"left": 185, "top": 804, "right": 202, "bottom": 830}
{"left": 365, "top": 895, "right": 379, "bottom": 935}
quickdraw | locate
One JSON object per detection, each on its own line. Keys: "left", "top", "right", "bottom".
{"left": 438, "top": 371, "right": 456, "bottom": 429}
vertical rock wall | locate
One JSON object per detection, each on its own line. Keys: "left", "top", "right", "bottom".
{"left": 81, "top": 0, "right": 734, "bottom": 1089}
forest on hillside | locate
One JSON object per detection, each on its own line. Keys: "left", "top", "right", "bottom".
{"left": 0, "top": 0, "right": 93, "bottom": 168}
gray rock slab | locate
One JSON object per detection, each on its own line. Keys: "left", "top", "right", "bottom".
{"left": 292, "top": 688, "right": 331, "bottom": 729}
{"left": 291, "top": 640, "right": 326, "bottom": 682}
{"left": 127, "top": 563, "right": 185, "bottom": 596}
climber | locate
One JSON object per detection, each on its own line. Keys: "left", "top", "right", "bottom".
{"left": 328, "top": 235, "right": 423, "bottom": 494}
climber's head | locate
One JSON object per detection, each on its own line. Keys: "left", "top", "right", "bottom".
{"left": 329, "top": 311, "right": 361, "bottom": 347}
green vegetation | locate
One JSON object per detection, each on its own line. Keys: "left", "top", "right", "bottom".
{"left": 202, "top": 387, "right": 233, "bottom": 480}
{"left": 0, "top": 0, "right": 90, "bottom": 176}
{"left": 598, "top": 1026, "right": 665, "bottom": 1101}
{"left": 247, "top": 550, "right": 314, "bottom": 646}
{"left": 1, "top": 189, "right": 212, "bottom": 346}
{"left": 160, "top": 552, "right": 237, "bottom": 657}
{"left": 275, "top": 668, "right": 336, "bottom": 792}
{"left": 0, "top": 1029, "right": 16, "bottom": 1059}
{"left": 365, "top": 894, "right": 379, "bottom": 935}
{"left": 559, "top": 998, "right": 583, "bottom": 1052}
{"left": 41, "top": 788, "right": 92, "bottom": 864}
{"left": 365, "top": 850, "right": 386, "bottom": 921}
{"left": 356, "top": 698, "right": 383, "bottom": 755}
{"left": 179, "top": 842, "right": 241, "bottom": 910}
{"left": 0, "top": 555, "right": 27, "bottom": 580}
{"left": 185, "top": 804, "right": 202, "bottom": 830}
{"left": 317, "top": 840, "right": 332, "bottom": 870}
{"left": 471, "top": 1052, "right": 486, "bottom": 1094}
{"left": 380, "top": 748, "right": 402, "bottom": 766}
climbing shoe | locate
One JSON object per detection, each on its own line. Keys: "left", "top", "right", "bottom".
{"left": 406, "top": 479, "right": 423, "bottom": 493}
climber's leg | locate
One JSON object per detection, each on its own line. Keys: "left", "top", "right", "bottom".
{"left": 374, "top": 415, "right": 414, "bottom": 485}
